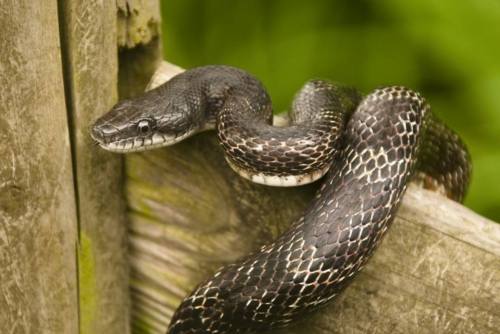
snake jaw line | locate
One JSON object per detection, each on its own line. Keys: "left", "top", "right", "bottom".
{"left": 95, "top": 130, "right": 198, "bottom": 153}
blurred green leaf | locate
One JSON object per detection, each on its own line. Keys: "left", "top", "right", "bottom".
{"left": 161, "top": 0, "right": 500, "bottom": 222}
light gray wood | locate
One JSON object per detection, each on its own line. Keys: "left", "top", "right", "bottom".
{"left": 127, "top": 62, "right": 500, "bottom": 334}
{"left": 0, "top": 2, "right": 79, "bottom": 333}
{"left": 58, "top": 1, "right": 130, "bottom": 333}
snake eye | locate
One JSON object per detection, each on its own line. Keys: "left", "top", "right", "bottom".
{"left": 137, "top": 119, "right": 154, "bottom": 135}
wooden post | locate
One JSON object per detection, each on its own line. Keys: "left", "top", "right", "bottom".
{"left": 1, "top": 1, "right": 139, "bottom": 333}
{"left": 58, "top": 1, "right": 130, "bottom": 333}
{"left": 0, "top": 2, "right": 78, "bottom": 333}
{"left": 127, "top": 62, "right": 500, "bottom": 334}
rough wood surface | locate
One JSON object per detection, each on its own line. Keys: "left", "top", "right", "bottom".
{"left": 117, "top": 0, "right": 162, "bottom": 48}
{"left": 0, "top": 2, "right": 79, "bottom": 333}
{"left": 127, "top": 62, "right": 500, "bottom": 334}
{"left": 58, "top": 1, "right": 130, "bottom": 333}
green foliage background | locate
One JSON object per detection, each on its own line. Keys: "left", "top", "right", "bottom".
{"left": 160, "top": 0, "right": 500, "bottom": 222}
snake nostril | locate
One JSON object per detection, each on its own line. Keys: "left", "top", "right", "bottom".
{"left": 91, "top": 126, "right": 105, "bottom": 143}
{"left": 90, "top": 126, "right": 103, "bottom": 140}
{"left": 91, "top": 123, "right": 120, "bottom": 143}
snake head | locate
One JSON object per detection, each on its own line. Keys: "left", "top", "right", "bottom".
{"left": 91, "top": 85, "right": 206, "bottom": 153}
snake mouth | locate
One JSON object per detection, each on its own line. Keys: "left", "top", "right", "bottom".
{"left": 91, "top": 130, "right": 197, "bottom": 153}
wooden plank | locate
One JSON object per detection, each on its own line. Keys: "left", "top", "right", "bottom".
{"left": 127, "top": 62, "right": 500, "bottom": 334}
{"left": 58, "top": 1, "right": 130, "bottom": 333}
{"left": 0, "top": 2, "right": 78, "bottom": 333}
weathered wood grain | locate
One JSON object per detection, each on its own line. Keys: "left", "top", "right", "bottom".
{"left": 58, "top": 1, "right": 129, "bottom": 333}
{"left": 117, "top": 0, "right": 162, "bottom": 49}
{"left": 0, "top": 2, "right": 78, "bottom": 333}
{"left": 127, "top": 62, "right": 500, "bottom": 334}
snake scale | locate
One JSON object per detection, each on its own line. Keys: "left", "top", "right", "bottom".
{"left": 91, "top": 65, "right": 471, "bottom": 334}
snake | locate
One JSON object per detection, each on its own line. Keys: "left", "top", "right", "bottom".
{"left": 91, "top": 65, "right": 471, "bottom": 334}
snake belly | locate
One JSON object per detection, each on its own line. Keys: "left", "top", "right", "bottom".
{"left": 90, "top": 66, "right": 471, "bottom": 334}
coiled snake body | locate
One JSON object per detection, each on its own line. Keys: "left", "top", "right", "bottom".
{"left": 91, "top": 65, "right": 471, "bottom": 333}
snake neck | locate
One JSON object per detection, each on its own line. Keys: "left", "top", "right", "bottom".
{"left": 90, "top": 64, "right": 362, "bottom": 188}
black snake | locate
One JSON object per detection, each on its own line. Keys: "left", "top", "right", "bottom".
{"left": 91, "top": 65, "right": 471, "bottom": 334}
